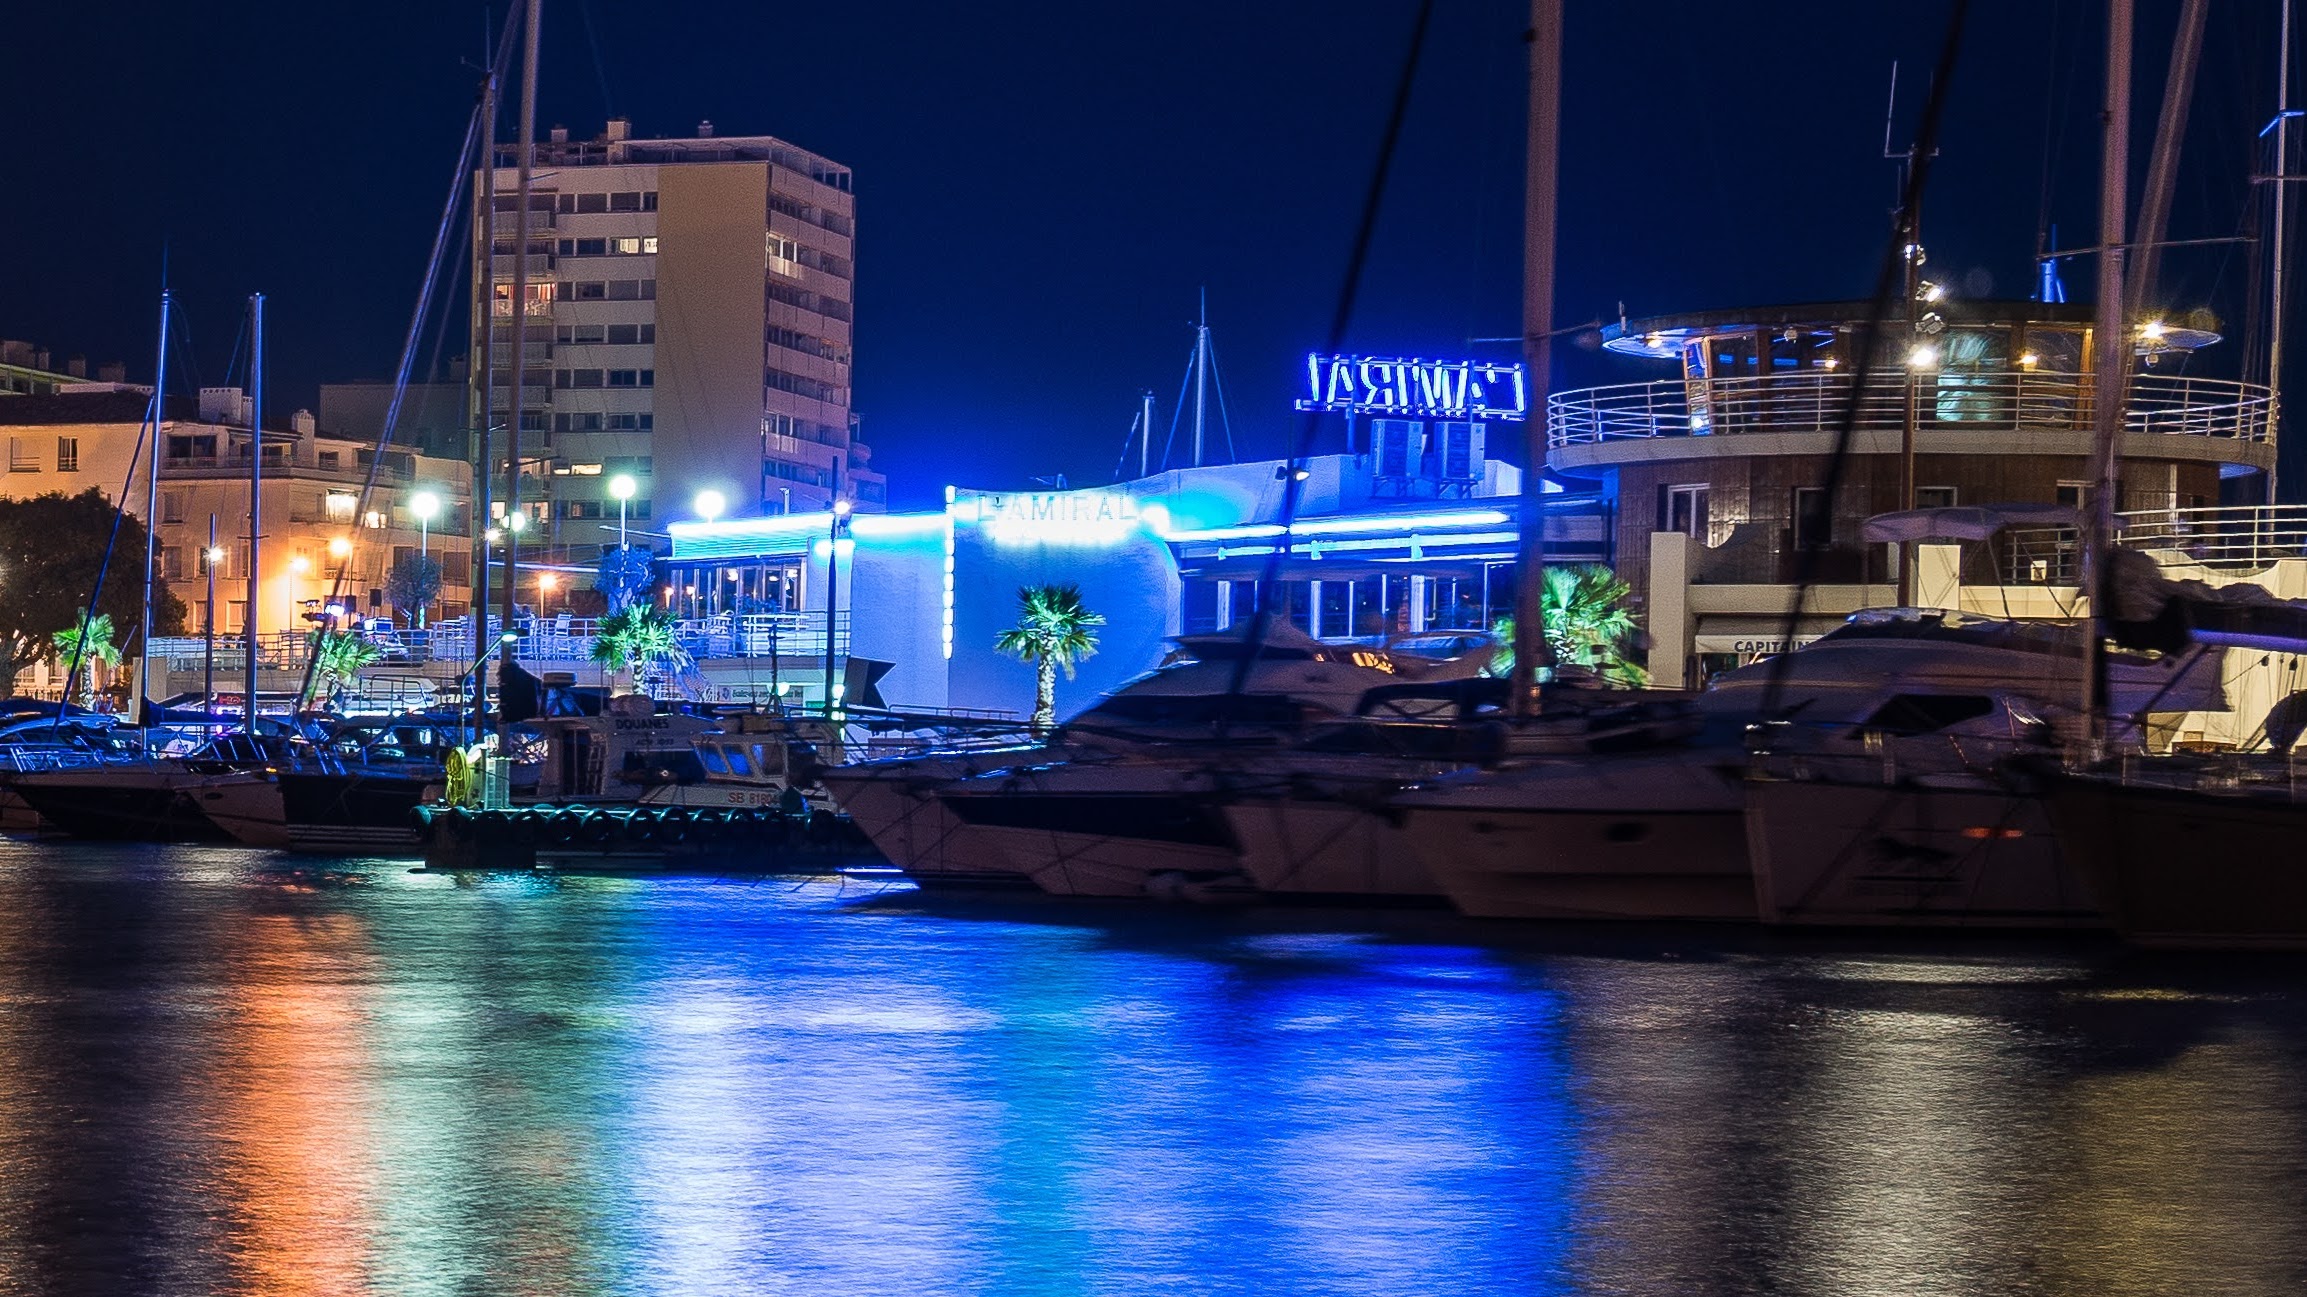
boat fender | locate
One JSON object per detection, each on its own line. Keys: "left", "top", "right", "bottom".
{"left": 659, "top": 808, "right": 692, "bottom": 846}
{"left": 583, "top": 810, "right": 618, "bottom": 846}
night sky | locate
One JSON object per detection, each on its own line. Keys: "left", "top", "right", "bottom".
{"left": 2, "top": 2, "right": 2292, "bottom": 507}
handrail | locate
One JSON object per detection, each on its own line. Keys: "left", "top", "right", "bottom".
{"left": 1547, "top": 371, "right": 2275, "bottom": 449}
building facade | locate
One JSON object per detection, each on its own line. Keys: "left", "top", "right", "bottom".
{"left": 0, "top": 388, "right": 474, "bottom": 640}
{"left": 478, "top": 118, "right": 880, "bottom": 561}
{"left": 1544, "top": 302, "right": 2274, "bottom": 685}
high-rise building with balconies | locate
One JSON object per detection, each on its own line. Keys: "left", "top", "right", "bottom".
{"left": 477, "top": 117, "right": 880, "bottom": 557}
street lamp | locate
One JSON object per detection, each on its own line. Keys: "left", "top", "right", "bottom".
{"left": 609, "top": 474, "right": 637, "bottom": 550}
{"left": 823, "top": 497, "right": 851, "bottom": 715}
{"left": 410, "top": 490, "right": 441, "bottom": 556}
{"left": 203, "top": 534, "right": 225, "bottom": 726}
{"left": 693, "top": 489, "right": 726, "bottom": 524}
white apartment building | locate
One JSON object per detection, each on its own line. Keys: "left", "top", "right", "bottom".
{"left": 480, "top": 117, "right": 881, "bottom": 558}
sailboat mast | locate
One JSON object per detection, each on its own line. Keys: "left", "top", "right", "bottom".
{"left": 471, "top": 60, "right": 500, "bottom": 740}
{"left": 501, "top": 0, "right": 542, "bottom": 681}
{"left": 2081, "top": 0, "right": 2134, "bottom": 751}
{"left": 245, "top": 293, "right": 264, "bottom": 736}
{"left": 2274, "top": 0, "right": 2294, "bottom": 505}
{"left": 1193, "top": 291, "right": 1209, "bottom": 467}
{"left": 1141, "top": 389, "right": 1154, "bottom": 478}
{"left": 1511, "top": 0, "right": 1563, "bottom": 715}
{"left": 135, "top": 287, "right": 170, "bottom": 734}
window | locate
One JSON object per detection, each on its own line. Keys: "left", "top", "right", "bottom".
{"left": 607, "top": 369, "right": 639, "bottom": 388}
{"left": 564, "top": 500, "right": 605, "bottom": 519}
{"left": 1793, "top": 487, "right": 1832, "bottom": 551}
{"left": 610, "top": 191, "right": 641, "bottom": 212}
{"left": 607, "top": 280, "right": 642, "bottom": 301}
{"left": 606, "top": 414, "right": 654, "bottom": 432}
{"left": 555, "top": 413, "right": 605, "bottom": 433}
{"left": 519, "top": 410, "right": 547, "bottom": 432}
{"left": 325, "top": 491, "right": 357, "bottom": 521}
{"left": 606, "top": 323, "right": 654, "bottom": 345}
{"left": 54, "top": 438, "right": 78, "bottom": 472}
{"left": 766, "top": 233, "right": 799, "bottom": 274}
{"left": 569, "top": 281, "right": 607, "bottom": 301}
{"left": 318, "top": 450, "right": 341, "bottom": 470}
{"left": 1658, "top": 483, "right": 1708, "bottom": 538}
{"left": 1859, "top": 694, "right": 1996, "bottom": 736}
{"left": 8, "top": 437, "right": 38, "bottom": 471}
{"left": 576, "top": 192, "right": 608, "bottom": 214}
{"left": 643, "top": 191, "right": 658, "bottom": 211}
{"left": 162, "top": 490, "right": 186, "bottom": 523}
{"left": 2056, "top": 481, "right": 2089, "bottom": 509}
{"left": 559, "top": 369, "right": 605, "bottom": 389}
{"left": 1916, "top": 486, "right": 1958, "bottom": 510}
{"left": 604, "top": 456, "right": 654, "bottom": 476}
{"left": 611, "top": 236, "right": 656, "bottom": 255}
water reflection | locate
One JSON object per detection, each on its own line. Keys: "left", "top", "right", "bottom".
{"left": 0, "top": 842, "right": 2300, "bottom": 1295}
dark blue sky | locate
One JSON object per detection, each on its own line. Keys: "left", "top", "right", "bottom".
{"left": 1, "top": 2, "right": 2290, "bottom": 507}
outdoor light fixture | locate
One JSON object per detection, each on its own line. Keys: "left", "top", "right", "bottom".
{"left": 204, "top": 546, "right": 227, "bottom": 564}
{"left": 538, "top": 573, "right": 559, "bottom": 592}
{"left": 327, "top": 537, "right": 352, "bottom": 559}
{"left": 507, "top": 512, "right": 528, "bottom": 534}
{"left": 695, "top": 489, "right": 727, "bottom": 523}
{"left": 609, "top": 474, "right": 637, "bottom": 502}
{"left": 2141, "top": 319, "right": 2168, "bottom": 342}
{"left": 2020, "top": 352, "right": 2040, "bottom": 369}
{"left": 1906, "top": 345, "right": 1940, "bottom": 369}
{"left": 832, "top": 497, "right": 852, "bottom": 519}
{"left": 290, "top": 555, "right": 312, "bottom": 574}
{"left": 485, "top": 527, "right": 504, "bottom": 545}
{"left": 411, "top": 491, "right": 441, "bottom": 522}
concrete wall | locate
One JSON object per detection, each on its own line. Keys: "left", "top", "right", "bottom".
{"left": 654, "top": 164, "right": 769, "bottom": 520}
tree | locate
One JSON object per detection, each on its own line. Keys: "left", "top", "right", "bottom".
{"left": 51, "top": 611, "right": 120, "bottom": 707}
{"left": 384, "top": 553, "right": 443, "bottom": 624}
{"left": 594, "top": 546, "right": 655, "bottom": 614}
{"left": 0, "top": 489, "right": 186, "bottom": 696}
{"left": 993, "top": 583, "right": 1104, "bottom": 734}
{"left": 1490, "top": 564, "right": 1648, "bottom": 687}
{"left": 306, "top": 628, "right": 382, "bottom": 706}
{"left": 589, "top": 603, "right": 684, "bottom": 692}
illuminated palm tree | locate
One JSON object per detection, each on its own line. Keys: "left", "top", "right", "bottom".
{"left": 1491, "top": 564, "right": 1647, "bottom": 687}
{"left": 306, "top": 628, "right": 382, "bottom": 707}
{"left": 590, "top": 603, "right": 683, "bottom": 693}
{"left": 50, "top": 611, "right": 120, "bottom": 707}
{"left": 994, "top": 583, "right": 1104, "bottom": 733}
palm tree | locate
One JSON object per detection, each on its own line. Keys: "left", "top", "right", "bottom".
{"left": 994, "top": 583, "right": 1105, "bottom": 733}
{"left": 50, "top": 611, "right": 120, "bottom": 707}
{"left": 1490, "top": 564, "right": 1648, "bottom": 687}
{"left": 306, "top": 628, "right": 383, "bottom": 707}
{"left": 590, "top": 603, "right": 683, "bottom": 693}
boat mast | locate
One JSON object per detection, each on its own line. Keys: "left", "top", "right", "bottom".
{"left": 2080, "top": 0, "right": 2134, "bottom": 754}
{"left": 2274, "top": 0, "right": 2295, "bottom": 505}
{"left": 1140, "top": 389, "right": 1154, "bottom": 479}
{"left": 1510, "top": 0, "right": 1563, "bottom": 714}
{"left": 245, "top": 292, "right": 264, "bottom": 736}
{"left": 1192, "top": 289, "right": 1210, "bottom": 467}
{"left": 471, "top": 52, "right": 500, "bottom": 741}
{"left": 501, "top": 0, "right": 542, "bottom": 689}
{"left": 135, "top": 286, "right": 171, "bottom": 739}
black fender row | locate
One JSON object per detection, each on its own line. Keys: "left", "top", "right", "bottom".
{"left": 414, "top": 803, "right": 864, "bottom": 853}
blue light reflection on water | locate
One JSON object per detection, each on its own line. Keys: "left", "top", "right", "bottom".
{"left": 0, "top": 841, "right": 2301, "bottom": 1295}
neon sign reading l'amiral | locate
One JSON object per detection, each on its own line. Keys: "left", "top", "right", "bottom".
{"left": 971, "top": 491, "right": 1141, "bottom": 525}
{"left": 1296, "top": 354, "right": 1527, "bottom": 422}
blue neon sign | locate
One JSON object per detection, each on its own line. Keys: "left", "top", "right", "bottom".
{"left": 1296, "top": 354, "right": 1527, "bottom": 421}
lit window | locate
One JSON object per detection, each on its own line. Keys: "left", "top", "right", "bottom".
{"left": 570, "top": 463, "right": 603, "bottom": 476}
{"left": 325, "top": 492, "right": 357, "bottom": 521}
{"left": 55, "top": 438, "right": 78, "bottom": 472}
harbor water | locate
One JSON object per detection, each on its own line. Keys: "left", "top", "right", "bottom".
{"left": 0, "top": 840, "right": 2302, "bottom": 1295}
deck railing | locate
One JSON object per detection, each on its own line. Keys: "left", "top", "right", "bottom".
{"left": 144, "top": 611, "right": 851, "bottom": 672}
{"left": 1547, "top": 371, "right": 2273, "bottom": 450}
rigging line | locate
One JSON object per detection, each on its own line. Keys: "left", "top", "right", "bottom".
{"left": 53, "top": 416, "right": 154, "bottom": 733}
{"left": 1223, "top": 0, "right": 1434, "bottom": 709}
{"left": 1161, "top": 346, "right": 1195, "bottom": 471}
{"left": 575, "top": 0, "right": 617, "bottom": 119}
{"left": 1208, "top": 330, "right": 1238, "bottom": 461}
{"left": 1760, "top": 0, "right": 1971, "bottom": 721}
{"left": 298, "top": 89, "right": 489, "bottom": 710}
{"left": 2033, "top": 0, "right": 2070, "bottom": 262}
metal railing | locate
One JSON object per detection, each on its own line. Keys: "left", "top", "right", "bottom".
{"left": 1547, "top": 371, "right": 2274, "bottom": 449}
{"left": 2115, "top": 504, "right": 2307, "bottom": 569}
{"left": 146, "top": 612, "right": 853, "bottom": 673}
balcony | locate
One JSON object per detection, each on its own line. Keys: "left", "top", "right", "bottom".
{"left": 1547, "top": 371, "right": 2274, "bottom": 473}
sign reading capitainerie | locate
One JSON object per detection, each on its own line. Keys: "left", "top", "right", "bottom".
{"left": 1296, "top": 354, "right": 1528, "bottom": 422}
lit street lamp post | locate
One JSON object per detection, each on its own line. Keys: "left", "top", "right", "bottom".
{"left": 609, "top": 474, "right": 636, "bottom": 550}
{"left": 823, "top": 498, "right": 850, "bottom": 715}
{"left": 203, "top": 519, "right": 224, "bottom": 727}
{"left": 411, "top": 490, "right": 441, "bottom": 629}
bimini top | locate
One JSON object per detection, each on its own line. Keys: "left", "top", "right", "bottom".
{"left": 1601, "top": 300, "right": 2219, "bottom": 360}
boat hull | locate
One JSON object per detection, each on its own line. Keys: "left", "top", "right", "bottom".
{"left": 1745, "top": 776, "right": 2101, "bottom": 928}
{"left": 9, "top": 769, "right": 233, "bottom": 843}
{"left": 1223, "top": 799, "right": 1443, "bottom": 899}
{"left": 191, "top": 773, "right": 291, "bottom": 848}
{"left": 937, "top": 786, "right": 1245, "bottom": 898}
{"left": 2043, "top": 774, "right": 2307, "bottom": 948}
{"left": 817, "top": 752, "right": 1040, "bottom": 889}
